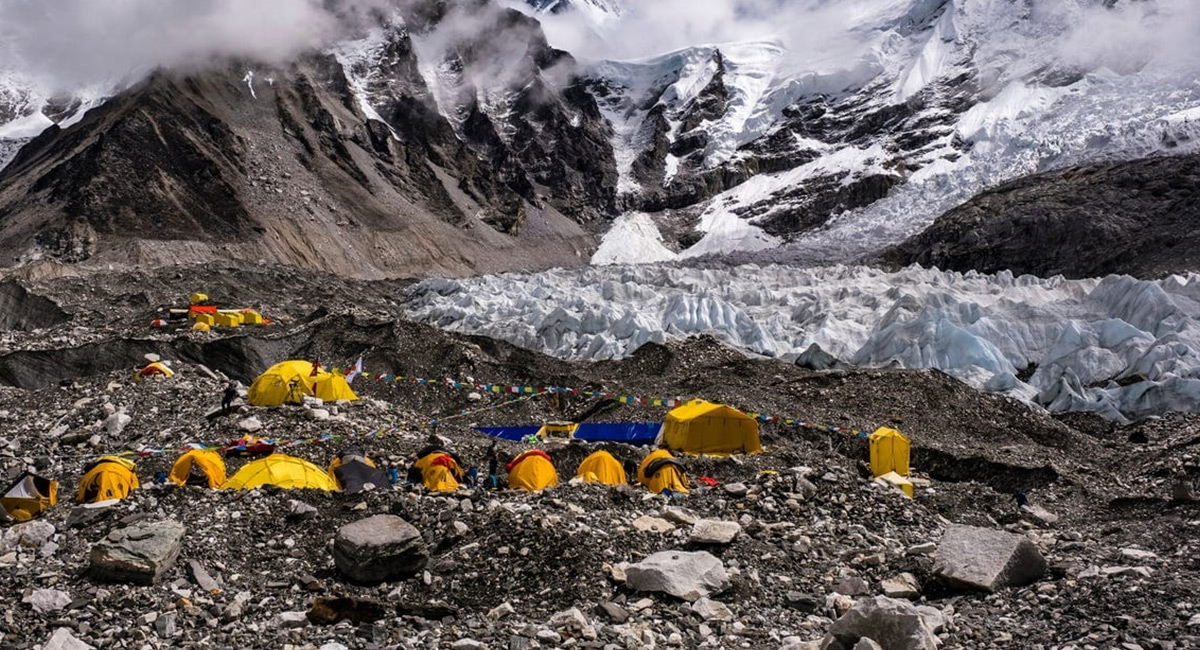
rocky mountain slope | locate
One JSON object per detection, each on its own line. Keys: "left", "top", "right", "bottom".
{"left": 2, "top": 0, "right": 1198, "bottom": 276}
{"left": 0, "top": 264, "right": 1195, "bottom": 649}
{"left": 879, "top": 153, "right": 1200, "bottom": 279}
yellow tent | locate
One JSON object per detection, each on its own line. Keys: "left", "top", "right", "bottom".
{"left": 659, "top": 400, "right": 761, "bottom": 456}
{"left": 189, "top": 293, "right": 209, "bottom": 305}
{"left": 239, "top": 309, "right": 265, "bottom": 325}
{"left": 507, "top": 450, "right": 558, "bottom": 492}
{"left": 135, "top": 362, "right": 174, "bottom": 380}
{"left": 78, "top": 456, "right": 139, "bottom": 503}
{"left": 247, "top": 361, "right": 359, "bottom": 407}
{"left": 869, "top": 427, "right": 910, "bottom": 477}
{"left": 876, "top": 471, "right": 914, "bottom": 498}
{"left": 169, "top": 449, "right": 227, "bottom": 488}
{"left": 214, "top": 313, "right": 240, "bottom": 328}
{"left": 1, "top": 472, "right": 58, "bottom": 521}
{"left": 638, "top": 449, "right": 689, "bottom": 495}
{"left": 575, "top": 450, "right": 626, "bottom": 486}
{"left": 194, "top": 313, "right": 216, "bottom": 326}
{"left": 192, "top": 322, "right": 211, "bottom": 333}
{"left": 222, "top": 454, "right": 339, "bottom": 491}
{"left": 414, "top": 452, "right": 462, "bottom": 492}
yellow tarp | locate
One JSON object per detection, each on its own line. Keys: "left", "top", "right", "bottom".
{"left": 638, "top": 449, "right": 689, "bottom": 495}
{"left": 508, "top": 451, "right": 558, "bottom": 492}
{"left": 414, "top": 453, "right": 462, "bottom": 492}
{"left": 78, "top": 456, "right": 139, "bottom": 503}
{"left": 1, "top": 473, "right": 57, "bottom": 521}
{"left": 869, "top": 427, "right": 910, "bottom": 477}
{"left": 247, "top": 361, "right": 358, "bottom": 406}
{"left": 169, "top": 449, "right": 227, "bottom": 488}
{"left": 575, "top": 450, "right": 626, "bottom": 486}
{"left": 877, "top": 471, "right": 914, "bottom": 498}
{"left": 659, "top": 400, "right": 761, "bottom": 456}
{"left": 193, "top": 322, "right": 211, "bottom": 332}
{"left": 222, "top": 454, "right": 339, "bottom": 491}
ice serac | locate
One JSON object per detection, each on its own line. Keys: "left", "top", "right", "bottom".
{"left": 408, "top": 264, "right": 1200, "bottom": 421}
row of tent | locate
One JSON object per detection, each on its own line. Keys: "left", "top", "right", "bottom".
{"left": 475, "top": 400, "right": 764, "bottom": 456}
{"left": 2, "top": 446, "right": 694, "bottom": 522}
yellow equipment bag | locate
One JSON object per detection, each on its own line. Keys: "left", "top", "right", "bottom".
{"left": 869, "top": 427, "right": 911, "bottom": 477}
{"left": 575, "top": 450, "right": 626, "bottom": 486}
{"left": 1, "top": 472, "right": 58, "bottom": 521}
{"left": 221, "top": 454, "right": 339, "bottom": 491}
{"left": 77, "top": 456, "right": 139, "bottom": 503}
{"left": 507, "top": 450, "right": 558, "bottom": 492}
{"left": 169, "top": 449, "right": 227, "bottom": 488}
{"left": 876, "top": 471, "right": 914, "bottom": 498}
{"left": 638, "top": 449, "right": 689, "bottom": 495}
{"left": 659, "top": 400, "right": 761, "bottom": 456}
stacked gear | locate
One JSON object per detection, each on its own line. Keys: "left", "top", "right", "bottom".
{"left": 77, "top": 456, "right": 140, "bottom": 503}
{"left": 575, "top": 450, "right": 626, "bottom": 486}
{"left": 507, "top": 449, "right": 558, "bottom": 492}
{"left": 638, "top": 449, "right": 689, "bottom": 495}
{"left": 169, "top": 449, "right": 227, "bottom": 488}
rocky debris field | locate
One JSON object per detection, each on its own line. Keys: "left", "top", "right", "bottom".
{"left": 0, "top": 264, "right": 1198, "bottom": 649}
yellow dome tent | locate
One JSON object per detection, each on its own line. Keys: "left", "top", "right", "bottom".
{"left": 659, "top": 400, "right": 761, "bottom": 456}
{"left": 638, "top": 449, "right": 689, "bottom": 495}
{"left": 247, "top": 361, "right": 359, "bottom": 407}
{"left": 169, "top": 449, "right": 227, "bottom": 488}
{"left": 1, "top": 472, "right": 58, "bottom": 521}
{"left": 78, "top": 456, "right": 139, "bottom": 503}
{"left": 507, "top": 450, "right": 558, "bottom": 492}
{"left": 414, "top": 452, "right": 463, "bottom": 492}
{"left": 869, "top": 427, "right": 910, "bottom": 478}
{"left": 222, "top": 454, "right": 339, "bottom": 491}
{"left": 135, "top": 362, "right": 174, "bottom": 380}
{"left": 575, "top": 450, "right": 626, "bottom": 486}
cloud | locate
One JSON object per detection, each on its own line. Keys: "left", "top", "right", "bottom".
{"left": 0, "top": 0, "right": 387, "bottom": 92}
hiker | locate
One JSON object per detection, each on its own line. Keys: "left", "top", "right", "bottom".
{"left": 481, "top": 441, "right": 505, "bottom": 489}
{"left": 221, "top": 381, "right": 239, "bottom": 415}
{"left": 1012, "top": 489, "right": 1028, "bottom": 510}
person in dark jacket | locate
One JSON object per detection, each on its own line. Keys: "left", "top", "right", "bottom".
{"left": 221, "top": 382, "right": 239, "bottom": 416}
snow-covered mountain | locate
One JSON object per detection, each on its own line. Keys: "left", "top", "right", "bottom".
{"left": 407, "top": 263, "right": 1200, "bottom": 422}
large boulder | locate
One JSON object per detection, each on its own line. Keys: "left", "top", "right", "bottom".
{"left": 333, "top": 515, "right": 428, "bottom": 584}
{"left": 821, "top": 596, "right": 940, "bottom": 650}
{"left": 89, "top": 520, "right": 185, "bottom": 585}
{"left": 625, "top": 550, "right": 730, "bottom": 602}
{"left": 933, "top": 524, "right": 1047, "bottom": 592}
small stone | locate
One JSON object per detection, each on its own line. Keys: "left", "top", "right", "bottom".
{"left": 43, "top": 628, "right": 95, "bottom": 650}
{"left": 272, "top": 611, "right": 309, "bottom": 629}
{"left": 689, "top": 520, "right": 741, "bottom": 545}
{"left": 489, "top": 602, "right": 516, "bottom": 620}
{"left": 237, "top": 417, "right": 263, "bottom": 432}
{"left": 187, "top": 560, "right": 221, "bottom": 593}
{"left": 1121, "top": 548, "right": 1158, "bottom": 562}
{"left": 155, "top": 612, "right": 178, "bottom": 639}
{"left": 823, "top": 596, "right": 939, "bottom": 650}
{"left": 451, "top": 639, "right": 487, "bottom": 650}
{"left": 833, "top": 576, "right": 870, "bottom": 596}
{"left": 691, "top": 597, "right": 734, "bottom": 622}
{"left": 905, "top": 542, "right": 936, "bottom": 556}
{"left": 880, "top": 573, "right": 920, "bottom": 599}
{"left": 632, "top": 515, "right": 676, "bottom": 533}
{"left": 23, "top": 588, "right": 71, "bottom": 613}
{"left": 723, "top": 483, "right": 748, "bottom": 498}
{"left": 599, "top": 602, "right": 629, "bottom": 623}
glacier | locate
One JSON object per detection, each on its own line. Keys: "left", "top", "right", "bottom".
{"left": 407, "top": 264, "right": 1200, "bottom": 422}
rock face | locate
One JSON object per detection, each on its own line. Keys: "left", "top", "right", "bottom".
{"left": 933, "top": 524, "right": 1047, "bottom": 592}
{"left": 89, "top": 520, "right": 185, "bottom": 585}
{"left": 333, "top": 515, "right": 429, "bottom": 584}
{"left": 881, "top": 154, "right": 1200, "bottom": 279}
{"left": 624, "top": 550, "right": 730, "bottom": 602}
{"left": 822, "top": 596, "right": 940, "bottom": 650}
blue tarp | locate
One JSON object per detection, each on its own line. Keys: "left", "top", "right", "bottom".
{"left": 574, "top": 422, "right": 660, "bottom": 446}
{"left": 473, "top": 425, "right": 542, "bottom": 442}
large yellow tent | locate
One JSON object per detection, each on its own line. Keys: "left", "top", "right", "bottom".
{"left": 78, "top": 456, "right": 139, "bottom": 503}
{"left": 507, "top": 450, "right": 558, "bottom": 492}
{"left": 1, "top": 472, "right": 57, "bottom": 521}
{"left": 169, "top": 449, "right": 227, "bottom": 488}
{"left": 247, "top": 361, "right": 359, "bottom": 406}
{"left": 869, "top": 427, "right": 910, "bottom": 477}
{"left": 222, "top": 454, "right": 339, "bottom": 491}
{"left": 575, "top": 450, "right": 626, "bottom": 486}
{"left": 659, "top": 400, "right": 761, "bottom": 456}
{"left": 638, "top": 449, "right": 689, "bottom": 495}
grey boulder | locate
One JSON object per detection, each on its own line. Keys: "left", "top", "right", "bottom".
{"left": 89, "top": 520, "right": 185, "bottom": 585}
{"left": 689, "top": 519, "right": 741, "bottom": 545}
{"left": 821, "top": 596, "right": 940, "bottom": 650}
{"left": 333, "top": 515, "right": 429, "bottom": 584}
{"left": 625, "top": 550, "right": 730, "bottom": 602}
{"left": 933, "top": 524, "right": 1047, "bottom": 592}
{"left": 43, "top": 628, "right": 95, "bottom": 650}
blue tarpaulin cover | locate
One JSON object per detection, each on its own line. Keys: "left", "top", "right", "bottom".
{"left": 574, "top": 422, "right": 660, "bottom": 445}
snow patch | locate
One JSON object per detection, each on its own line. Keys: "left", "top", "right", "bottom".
{"left": 591, "top": 213, "right": 678, "bottom": 265}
